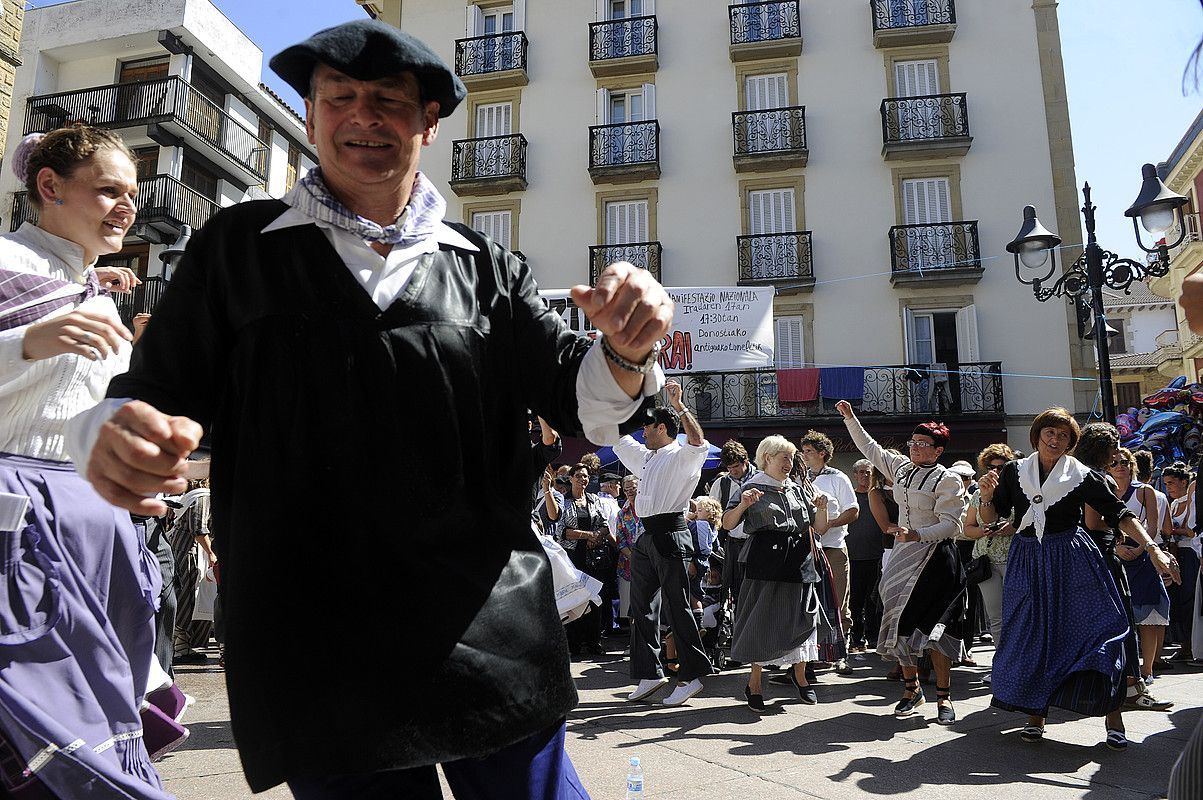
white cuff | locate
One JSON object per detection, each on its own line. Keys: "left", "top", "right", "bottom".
{"left": 576, "top": 341, "right": 664, "bottom": 446}
{"left": 0, "top": 326, "right": 33, "bottom": 381}
{"left": 65, "top": 397, "right": 130, "bottom": 478}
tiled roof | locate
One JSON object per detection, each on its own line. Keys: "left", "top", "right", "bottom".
{"left": 1102, "top": 281, "right": 1172, "bottom": 308}
{"left": 1110, "top": 342, "right": 1180, "bottom": 370}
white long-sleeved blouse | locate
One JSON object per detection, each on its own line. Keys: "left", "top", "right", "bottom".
{"left": 0, "top": 223, "right": 130, "bottom": 462}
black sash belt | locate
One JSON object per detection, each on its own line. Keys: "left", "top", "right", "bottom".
{"left": 640, "top": 512, "right": 692, "bottom": 559}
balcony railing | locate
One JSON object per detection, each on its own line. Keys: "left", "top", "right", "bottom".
{"left": 872, "top": 0, "right": 955, "bottom": 31}
{"left": 737, "top": 231, "right": 813, "bottom": 289}
{"left": 729, "top": 1, "right": 801, "bottom": 44}
{"left": 589, "top": 121, "right": 659, "bottom": 180}
{"left": 108, "top": 275, "right": 167, "bottom": 328}
{"left": 881, "top": 93, "right": 970, "bottom": 157}
{"left": 11, "top": 175, "right": 219, "bottom": 234}
{"left": 24, "top": 76, "right": 268, "bottom": 182}
{"left": 732, "top": 106, "right": 807, "bottom": 168}
{"left": 450, "top": 134, "right": 528, "bottom": 194}
{"left": 889, "top": 221, "right": 981, "bottom": 280}
{"left": 454, "top": 31, "right": 528, "bottom": 79}
{"left": 1168, "top": 212, "right": 1202, "bottom": 261}
{"left": 589, "top": 242, "right": 662, "bottom": 285}
{"left": 589, "top": 16, "right": 657, "bottom": 73}
{"left": 671, "top": 362, "right": 1003, "bottom": 423}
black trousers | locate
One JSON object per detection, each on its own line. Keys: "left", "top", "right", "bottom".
{"left": 138, "top": 518, "right": 176, "bottom": 677}
{"left": 629, "top": 532, "right": 712, "bottom": 682}
{"left": 848, "top": 558, "right": 882, "bottom": 646}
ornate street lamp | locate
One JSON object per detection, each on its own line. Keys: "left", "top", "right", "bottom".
{"left": 1007, "top": 164, "right": 1189, "bottom": 423}
{"left": 158, "top": 224, "right": 192, "bottom": 281}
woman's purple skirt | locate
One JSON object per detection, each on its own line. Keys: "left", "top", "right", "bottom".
{"left": 0, "top": 453, "right": 171, "bottom": 799}
{"left": 991, "top": 527, "right": 1129, "bottom": 718}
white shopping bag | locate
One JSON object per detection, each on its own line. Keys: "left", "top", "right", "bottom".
{"left": 538, "top": 533, "right": 602, "bottom": 624}
{"left": 193, "top": 564, "right": 218, "bottom": 622}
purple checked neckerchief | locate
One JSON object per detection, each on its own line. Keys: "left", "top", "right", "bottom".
{"left": 285, "top": 167, "right": 447, "bottom": 247}
{"left": 0, "top": 267, "right": 103, "bottom": 333}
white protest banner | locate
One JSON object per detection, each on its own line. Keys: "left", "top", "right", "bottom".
{"left": 539, "top": 286, "right": 775, "bottom": 373}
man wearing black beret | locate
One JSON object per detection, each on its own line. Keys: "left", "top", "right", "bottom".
{"left": 69, "top": 18, "right": 675, "bottom": 799}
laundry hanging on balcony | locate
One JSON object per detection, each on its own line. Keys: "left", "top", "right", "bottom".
{"left": 819, "top": 366, "right": 866, "bottom": 401}
{"left": 776, "top": 367, "right": 819, "bottom": 404}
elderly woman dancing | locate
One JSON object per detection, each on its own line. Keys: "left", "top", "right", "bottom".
{"left": 837, "top": 400, "right": 968, "bottom": 725}
{"left": 0, "top": 127, "right": 173, "bottom": 797}
{"left": 723, "top": 435, "right": 831, "bottom": 709}
{"left": 978, "top": 409, "right": 1178, "bottom": 751}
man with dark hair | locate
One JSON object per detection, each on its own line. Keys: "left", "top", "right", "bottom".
{"left": 709, "top": 439, "right": 756, "bottom": 608}
{"left": 800, "top": 429, "right": 859, "bottom": 675}
{"left": 67, "top": 19, "right": 675, "bottom": 799}
{"left": 617, "top": 381, "right": 713, "bottom": 706}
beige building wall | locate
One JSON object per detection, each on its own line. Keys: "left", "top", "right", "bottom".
{"left": 388, "top": 0, "right": 1084, "bottom": 449}
{"left": 0, "top": 1, "right": 24, "bottom": 174}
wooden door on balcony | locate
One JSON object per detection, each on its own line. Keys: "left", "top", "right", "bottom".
{"left": 902, "top": 305, "right": 981, "bottom": 413}
{"left": 598, "top": 0, "right": 653, "bottom": 58}
{"left": 744, "top": 73, "right": 789, "bottom": 152}
{"left": 886, "top": 0, "right": 933, "bottom": 26}
{"left": 116, "top": 58, "right": 169, "bottom": 123}
{"left": 901, "top": 177, "right": 953, "bottom": 270}
{"left": 186, "top": 71, "right": 225, "bottom": 146}
{"left": 748, "top": 188, "right": 797, "bottom": 280}
{"left": 597, "top": 86, "right": 655, "bottom": 165}
{"left": 467, "top": 4, "right": 522, "bottom": 72}
{"left": 473, "top": 102, "right": 513, "bottom": 177}
{"left": 893, "top": 59, "right": 949, "bottom": 140}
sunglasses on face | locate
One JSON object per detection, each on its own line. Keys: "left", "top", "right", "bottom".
{"left": 1109, "top": 460, "right": 1130, "bottom": 469}
{"left": 987, "top": 462, "right": 1007, "bottom": 471}
{"left": 905, "top": 440, "right": 935, "bottom": 449}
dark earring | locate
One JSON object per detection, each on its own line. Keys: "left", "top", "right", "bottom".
{"left": 53, "top": 198, "right": 63, "bottom": 206}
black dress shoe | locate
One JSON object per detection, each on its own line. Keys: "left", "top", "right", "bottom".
{"left": 788, "top": 667, "right": 818, "bottom": 704}
{"left": 583, "top": 642, "right": 606, "bottom": 656}
{"left": 744, "top": 685, "right": 765, "bottom": 711}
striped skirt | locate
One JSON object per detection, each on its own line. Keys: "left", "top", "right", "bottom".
{"left": 991, "top": 527, "right": 1128, "bottom": 718}
{"left": 731, "top": 578, "right": 826, "bottom": 666}
{"left": 0, "top": 453, "right": 171, "bottom": 799}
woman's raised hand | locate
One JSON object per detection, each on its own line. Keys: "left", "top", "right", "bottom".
{"left": 835, "top": 400, "right": 855, "bottom": 420}
{"left": 740, "top": 487, "right": 764, "bottom": 507}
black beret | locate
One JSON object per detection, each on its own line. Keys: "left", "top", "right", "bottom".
{"left": 600, "top": 473, "right": 622, "bottom": 483}
{"left": 269, "top": 19, "right": 466, "bottom": 118}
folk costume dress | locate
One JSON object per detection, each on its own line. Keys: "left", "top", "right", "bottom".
{"left": 728, "top": 473, "right": 829, "bottom": 667}
{"left": 844, "top": 416, "right": 968, "bottom": 667}
{"left": 0, "top": 224, "right": 168, "bottom": 799}
{"left": 989, "top": 455, "right": 1133, "bottom": 718}
{"left": 69, "top": 171, "right": 658, "bottom": 792}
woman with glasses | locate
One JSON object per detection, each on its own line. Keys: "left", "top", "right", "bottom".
{"left": 978, "top": 409, "right": 1179, "bottom": 751}
{"left": 836, "top": 401, "right": 968, "bottom": 725}
{"left": 961, "top": 444, "right": 1017, "bottom": 664}
{"left": 1108, "top": 448, "right": 1173, "bottom": 686}
{"left": 559, "top": 462, "right": 615, "bottom": 657}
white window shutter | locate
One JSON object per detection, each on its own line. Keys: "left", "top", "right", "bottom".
{"left": 920, "top": 60, "right": 940, "bottom": 94}
{"left": 596, "top": 0, "right": 608, "bottom": 20}
{"left": 934, "top": 178, "right": 951, "bottom": 222}
{"left": 513, "top": 0, "right": 526, "bottom": 31}
{"left": 903, "top": 307, "right": 918, "bottom": 362}
{"left": 955, "top": 304, "right": 980, "bottom": 362}
{"left": 467, "top": 4, "right": 485, "bottom": 36}
{"left": 597, "top": 88, "right": 610, "bottom": 124}
{"left": 774, "top": 316, "right": 804, "bottom": 368}
{"left": 644, "top": 0, "right": 654, "bottom": 15}
{"left": 642, "top": 83, "right": 656, "bottom": 119}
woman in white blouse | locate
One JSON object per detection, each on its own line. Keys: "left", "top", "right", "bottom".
{"left": 0, "top": 126, "right": 175, "bottom": 798}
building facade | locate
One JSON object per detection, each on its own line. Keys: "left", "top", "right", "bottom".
{"left": 0, "top": 1, "right": 25, "bottom": 173}
{"left": 339, "top": 1, "right": 1089, "bottom": 456}
{"left": 0, "top": 0, "right": 317, "bottom": 321}
{"left": 1102, "top": 283, "right": 1181, "bottom": 413}
{"left": 1150, "top": 109, "right": 1203, "bottom": 386}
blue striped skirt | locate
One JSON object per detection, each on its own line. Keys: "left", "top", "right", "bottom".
{"left": 991, "top": 527, "right": 1129, "bottom": 718}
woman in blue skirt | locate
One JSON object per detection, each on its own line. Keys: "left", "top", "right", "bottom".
{"left": 977, "top": 408, "right": 1178, "bottom": 752}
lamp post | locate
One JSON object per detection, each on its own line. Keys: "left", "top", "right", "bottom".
{"left": 157, "top": 224, "right": 192, "bottom": 282}
{"left": 1006, "top": 164, "right": 1189, "bottom": 423}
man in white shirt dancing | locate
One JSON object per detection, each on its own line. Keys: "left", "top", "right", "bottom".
{"left": 616, "top": 381, "right": 712, "bottom": 706}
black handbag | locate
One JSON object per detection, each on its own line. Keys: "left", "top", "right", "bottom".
{"left": 965, "top": 554, "right": 992, "bottom": 585}
{"left": 741, "top": 485, "right": 817, "bottom": 584}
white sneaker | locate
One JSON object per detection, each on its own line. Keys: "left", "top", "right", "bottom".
{"left": 628, "top": 678, "right": 670, "bottom": 701}
{"left": 662, "top": 678, "right": 703, "bottom": 706}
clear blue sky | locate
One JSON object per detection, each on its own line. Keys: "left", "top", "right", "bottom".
{"left": 24, "top": 0, "right": 1203, "bottom": 263}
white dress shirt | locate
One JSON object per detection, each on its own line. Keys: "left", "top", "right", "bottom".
{"left": 811, "top": 466, "right": 859, "bottom": 549}
{"left": 614, "top": 436, "right": 710, "bottom": 518}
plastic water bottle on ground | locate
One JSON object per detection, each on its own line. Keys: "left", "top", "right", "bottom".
{"left": 626, "top": 756, "right": 644, "bottom": 799}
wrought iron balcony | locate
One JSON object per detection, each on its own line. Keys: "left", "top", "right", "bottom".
{"left": 889, "top": 221, "right": 982, "bottom": 285}
{"left": 881, "top": 93, "right": 971, "bottom": 159}
{"left": 1167, "top": 211, "right": 1202, "bottom": 264}
{"left": 589, "top": 121, "right": 660, "bottom": 184}
{"left": 449, "top": 134, "right": 528, "bottom": 196}
{"left": 732, "top": 106, "right": 807, "bottom": 171}
{"left": 108, "top": 276, "right": 167, "bottom": 328}
{"left": 589, "top": 242, "right": 662, "bottom": 285}
{"left": 871, "top": 0, "right": 956, "bottom": 47}
{"left": 11, "top": 175, "right": 219, "bottom": 240}
{"left": 589, "top": 16, "right": 657, "bottom": 77}
{"left": 729, "top": 1, "right": 802, "bottom": 61}
{"left": 671, "top": 361, "right": 1003, "bottom": 423}
{"left": 454, "top": 32, "right": 528, "bottom": 90}
{"left": 24, "top": 76, "right": 269, "bottom": 185}
{"left": 737, "top": 231, "right": 813, "bottom": 291}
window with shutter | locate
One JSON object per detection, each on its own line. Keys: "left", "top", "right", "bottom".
{"left": 471, "top": 210, "right": 512, "bottom": 250}
{"left": 471, "top": 102, "right": 513, "bottom": 177}
{"left": 604, "top": 200, "right": 648, "bottom": 245}
{"left": 774, "top": 316, "right": 804, "bottom": 368}
{"left": 901, "top": 177, "right": 953, "bottom": 269}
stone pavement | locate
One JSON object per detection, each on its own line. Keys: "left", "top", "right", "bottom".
{"left": 158, "top": 640, "right": 1198, "bottom": 799}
